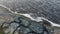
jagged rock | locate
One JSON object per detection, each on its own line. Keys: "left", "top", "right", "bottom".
{"left": 29, "top": 22, "right": 43, "bottom": 33}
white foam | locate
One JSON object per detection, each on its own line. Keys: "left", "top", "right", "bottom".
{"left": 14, "top": 12, "right": 35, "bottom": 20}
{"left": 18, "top": 13, "right": 60, "bottom": 27}
{"left": 41, "top": 17, "right": 60, "bottom": 27}
{"left": 15, "top": 12, "right": 60, "bottom": 27}
{"left": 0, "top": 4, "right": 60, "bottom": 27}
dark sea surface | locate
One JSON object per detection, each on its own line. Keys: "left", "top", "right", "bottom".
{"left": 0, "top": 0, "right": 60, "bottom": 24}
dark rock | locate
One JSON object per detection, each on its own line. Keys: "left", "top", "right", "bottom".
{"left": 29, "top": 22, "right": 43, "bottom": 33}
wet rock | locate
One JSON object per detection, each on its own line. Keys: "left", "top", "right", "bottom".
{"left": 0, "top": 14, "right": 51, "bottom": 34}
{"left": 44, "top": 31, "right": 48, "bottom": 34}
{"left": 29, "top": 22, "right": 43, "bottom": 33}
{"left": 19, "top": 26, "right": 31, "bottom": 34}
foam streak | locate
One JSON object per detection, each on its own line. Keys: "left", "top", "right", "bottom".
{"left": 0, "top": 4, "right": 60, "bottom": 27}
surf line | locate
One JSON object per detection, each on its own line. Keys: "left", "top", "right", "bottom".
{"left": 0, "top": 4, "right": 60, "bottom": 27}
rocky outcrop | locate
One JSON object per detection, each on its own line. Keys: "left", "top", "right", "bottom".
{"left": 0, "top": 0, "right": 60, "bottom": 34}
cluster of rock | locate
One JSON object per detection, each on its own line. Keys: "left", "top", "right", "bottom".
{"left": 2, "top": 15, "right": 50, "bottom": 34}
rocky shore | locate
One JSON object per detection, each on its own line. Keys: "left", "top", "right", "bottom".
{"left": 0, "top": 0, "right": 60, "bottom": 34}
